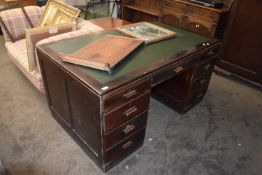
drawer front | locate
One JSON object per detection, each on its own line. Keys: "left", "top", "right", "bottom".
{"left": 194, "top": 57, "right": 217, "bottom": 80}
{"left": 162, "top": 0, "right": 220, "bottom": 23}
{"left": 160, "top": 10, "right": 187, "bottom": 29}
{"left": 191, "top": 72, "right": 212, "bottom": 96}
{"left": 104, "top": 92, "right": 150, "bottom": 132}
{"left": 184, "top": 85, "right": 208, "bottom": 111}
{"left": 186, "top": 16, "right": 216, "bottom": 38}
{"left": 198, "top": 45, "right": 219, "bottom": 63}
{"left": 187, "top": 5, "right": 220, "bottom": 23}
{"left": 152, "top": 56, "right": 198, "bottom": 86}
{"left": 103, "top": 79, "right": 151, "bottom": 113}
{"left": 104, "top": 112, "right": 148, "bottom": 149}
{"left": 163, "top": 0, "right": 189, "bottom": 15}
{"left": 105, "top": 128, "right": 145, "bottom": 164}
{"left": 160, "top": 10, "right": 216, "bottom": 37}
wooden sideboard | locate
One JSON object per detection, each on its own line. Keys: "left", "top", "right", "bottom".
{"left": 121, "top": 0, "right": 231, "bottom": 38}
{"left": 217, "top": 0, "right": 262, "bottom": 86}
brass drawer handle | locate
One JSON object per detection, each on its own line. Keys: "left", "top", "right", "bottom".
{"left": 123, "top": 90, "right": 137, "bottom": 100}
{"left": 122, "top": 140, "right": 134, "bottom": 150}
{"left": 124, "top": 106, "right": 138, "bottom": 117}
{"left": 174, "top": 66, "right": 184, "bottom": 73}
{"left": 123, "top": 124, "right": 136, "bottom": 134}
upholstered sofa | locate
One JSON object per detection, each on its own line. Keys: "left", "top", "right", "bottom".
{"left": 0, "top": 5, "right": 103, "bottom": 93}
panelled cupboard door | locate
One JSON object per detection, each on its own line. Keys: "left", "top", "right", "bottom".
{"left": 219, "top": 0, "right": 262, "bottom": 84}
{"left": 67, "top": 78, "right": 102, "bottom": 157}
{"left": 40, "top": 56, "right": 72, "bottom": 126}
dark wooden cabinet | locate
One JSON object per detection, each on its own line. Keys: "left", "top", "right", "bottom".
{"left": 122, "top": 0, "right": 161, "bottom": 22}
{"left": 122, "top": 0, "right": 231, "bottom": 38}
{"left": 218, "top": 0, "right": 262, "bottom": 86}
{"left": 160, "top": 0, "right": 230, "bottom": 38}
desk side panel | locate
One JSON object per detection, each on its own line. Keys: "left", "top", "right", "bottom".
{"left": 37, "top": 50, "right": 104, "bottom": 168}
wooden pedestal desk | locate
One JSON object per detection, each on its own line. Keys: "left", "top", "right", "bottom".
{"left": 36, "top": 18, "right": 220, "bottom": 172}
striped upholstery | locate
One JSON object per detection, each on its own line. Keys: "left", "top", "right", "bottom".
{"left": 0, "top": 6, "right": 43, "bottom": 41}
{"left": 5, "top": 39, "right": 29, "bottom": 70}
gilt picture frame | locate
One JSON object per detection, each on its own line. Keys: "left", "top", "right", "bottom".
{"left": 117, "top": 22, "right": 176, "bottom": 44}
{"left": 37, "top": 0, "right": 80, "bottom": 27}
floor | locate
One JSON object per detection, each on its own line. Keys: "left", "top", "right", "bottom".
{"left": 0, "top": 19, "right": 262, "bottom": 175}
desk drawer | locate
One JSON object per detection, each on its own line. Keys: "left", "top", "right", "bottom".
{"left": 104, "top": 92, "right": 150, "bottom": 132}
{"left": 105, "top": 128, "right": 145, "bottom": 165}
{"left": 183, "top": 85, "right": 208, "bottom": 112}
{"left": 191, "top": 72, "right": 212, "bottom": 96}
{"left": 163, "top": 0, "right": 189, "bottom": 15}
{"left": 104, "top": 112, "right": 147, "bottom": 149}
{"left": 163, "top": 0, "right": 220, "bottom": 23}
{"left": 194, "top": 57, "right": 217, "bottom": 80}
{"left": 103, "top": 79, "right": 151, "bottom": 113}
{"left": 152, "top": 56, "right": 197, "bottom": 86}
{"left": 198, "top": 46, "right": 219, "bottom": 63}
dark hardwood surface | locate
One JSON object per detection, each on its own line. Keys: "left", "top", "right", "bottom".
{"left": 218, "top": 0, "right": 262, "bottom": 86}
{"left": 89, "top": 17, "right": 130, "bottom": 30}
{"left": 36, "top": 17, "right": 220, "bottom": 172}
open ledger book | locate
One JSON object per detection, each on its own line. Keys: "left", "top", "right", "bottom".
{"left": 59, "top": 35, "right": 144, "bottom": 73}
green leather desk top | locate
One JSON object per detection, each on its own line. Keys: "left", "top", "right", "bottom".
{"left": 48, "top": 24, "right": 209, "bottom": 84}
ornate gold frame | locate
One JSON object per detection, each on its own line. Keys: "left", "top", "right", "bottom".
{"left": 38, "top": 0, "right": 80, "bottom": 27}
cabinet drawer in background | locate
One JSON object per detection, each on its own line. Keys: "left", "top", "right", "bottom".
{"left": 160, "top": 10, "right": 216, "bottom": 38}
{"left": 187, "top": 4, "right": 220, "bottom": 23}
{"left": 103, "top": 92, "right": 150, "bottom": 132}
{"left": 105, "top": 128, "right": 145, "bottom": 165}
{"left": 162, "top": 0, "right": 220, "bottom": 23}
{"left": 160, "top": 10, "right": 187, "bottom": 29}
{"left": 103, "top": 112, "right": 148, "bottom": 150}
{"left": 163, "top": 0, "right": 189, "bottom": 15}
{"left": 186, "top": 16, "right": 216, "bottom": 38}
{"left": 103, "top": 79, "right": 151, "bottom": 113}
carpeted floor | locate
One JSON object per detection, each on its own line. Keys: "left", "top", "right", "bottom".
{"left": 0, "top": 33, "right": 262, "bottom": 175}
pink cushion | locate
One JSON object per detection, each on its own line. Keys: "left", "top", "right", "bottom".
{"left": 0, "top": 6, "right": 43, "bottom": 41}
